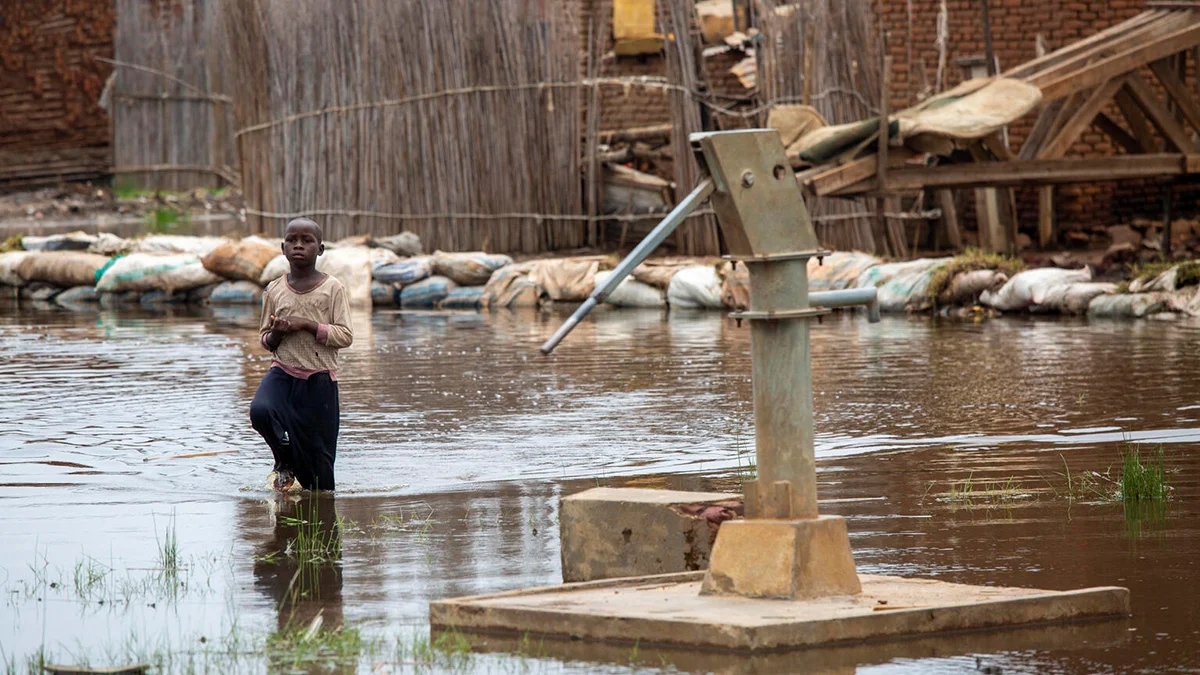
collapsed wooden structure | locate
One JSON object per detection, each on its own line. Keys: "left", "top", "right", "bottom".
{"left": 800, "top": 3, "right": 1200, "bottom": 252}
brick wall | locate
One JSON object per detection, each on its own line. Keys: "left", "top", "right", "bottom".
{"left": 0, "top": 0, "right": 114, "bottom": 187}
{"left": 876, "top": 0, "right": 1160, "bottom": 240}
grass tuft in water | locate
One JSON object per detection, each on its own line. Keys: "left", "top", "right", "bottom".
{"left": 1119, "top": 443, "right": 1170, "bottom": 502}
{"left": 1128, "top": 260, "right": 1200, "bottom": 288}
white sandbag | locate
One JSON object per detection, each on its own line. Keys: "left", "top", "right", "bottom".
{"left": 1129, "top": 266, "right": 1183, "bottom": 293}
{"left": 259, "top": 255, "right": 289, "bottom": 285}
{"left": 55, "top": 285, "right": 100, "bottom": 305}
{"left": 207, "top": 280, "right": 263, "bottom": 304}
{"left": 854, "top": 257, "right": 952, "bottom": 290}
{"left": 96, "top": 253, "right": 222, "bottom": 293}
{"left": 1087, "top": 292, "right": 1167, "bottom": 318}
{"left": 433, "top": 251, "right": 515, "bottom": 286}
{"left": 809, "top": 251, "right": 882, "bottom": 291}
{"left": 937, "top": 269, "right": 1009, "bottom": 306}
{"left": 594, "top": 270, "right": 666, "bottom": 307}
{"left": 1033, "top": 282, "right": 1117, "bottom": 315}
{"left": 316, "top": 246, "right": 373, "bottom": 307}
{"left": 88, "top": 232, "right": 130, "bottom": 256}
{"left": 980, "top": 267, "right": 1092, "bottom": 311}
{"left": 369, "top": 247, "right": 402, "bottom": 271}
{"left": 876, "top": 266, "right": 943, "bottom": 312}
{"left": 373, "top": 232, "right": 423, "bottom": 257}
{"left": 0, "top": 251, "right": 31, "bottom": 286}
{"left": 373, "top": 256, "right": 433, "bottom": 285}
{"left": 132, "top": 235, "right": 229, "bottom": 256}
{"left": 371, "top": 281, "right": 400, "bottom": 307}
{"left": 667, "top": 265, "right": 723, "bottom": 309}
{"left": 20, "top": 231, "right": 97, "bottom": 252}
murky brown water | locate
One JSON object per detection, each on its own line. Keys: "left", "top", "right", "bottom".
{"left": 1, "top": 299, "right": 1198, "bottom": 673}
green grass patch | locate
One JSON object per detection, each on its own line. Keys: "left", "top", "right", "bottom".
{"left": 0, "top": 235, "right": 21, "bottom": 253}
{"left": 1119, "top": 443, "right": 1170, "bottom": 502}
{"left": 926, "top": 248, "right": 1025, "bottom": 302}
{"left": 1129, "top": 260, "right": 1200, "bottom": 288}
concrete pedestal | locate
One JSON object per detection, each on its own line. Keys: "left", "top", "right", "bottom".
{"left": 430, "top": 572, "right": 1130, "bottom": 653}
{"left": 702, "top": 516, "right": 861, "bottom": 600}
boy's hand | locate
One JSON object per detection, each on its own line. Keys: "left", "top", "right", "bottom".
{"left": 275, "top": 315, "right": 318, "bottom": 335}
{"left": 269, "top": 315, "right": 294, "bottom": 333}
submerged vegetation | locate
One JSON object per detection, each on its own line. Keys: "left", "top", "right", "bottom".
{"left": 1058, "top": 442, "right": 1172, "bottom": 503}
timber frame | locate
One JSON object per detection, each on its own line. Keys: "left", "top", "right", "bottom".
{"left": 799, "top": 4, "right": 1200, "bottom": 247}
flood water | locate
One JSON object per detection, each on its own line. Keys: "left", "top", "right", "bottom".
{"left": 1, "top": 299, "right": 1198, "bottom": 673}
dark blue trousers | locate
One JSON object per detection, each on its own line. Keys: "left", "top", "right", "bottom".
{"left": 250, "top": 368, "right": 339, "bottom": 491}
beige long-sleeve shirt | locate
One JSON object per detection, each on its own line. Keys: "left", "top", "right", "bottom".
{"left": 259, "top": 275, "right": 353, "bottom": 377}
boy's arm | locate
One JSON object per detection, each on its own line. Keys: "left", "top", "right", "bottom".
{"left": 316, "top": 283, "right": 354, "bottom": 349}
{"left": 259, "top": 287, "right": 283, "bottom": 351}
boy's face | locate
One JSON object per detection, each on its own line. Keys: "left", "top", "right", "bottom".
{"left": 282, "top": 222, "right": 323, "bottom": 269}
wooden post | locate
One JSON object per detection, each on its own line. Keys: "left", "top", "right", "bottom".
{"left": 1038, "top": 185, "right": 1055, "bottom": 249}
{"left": 980, "top": 0, "right": 997, "bottom": 76}
{"left": 937, "top": 189, "right": 962, "bottom": 250}
{"left": 877, "top": 55, "right": 892, "bottom": 256}
{"left": 1163, "top": 183, "right": 1173, "bottom": 259}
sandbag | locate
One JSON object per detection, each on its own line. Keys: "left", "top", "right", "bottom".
{"left": 201, "top": 237, "right": 280, "bottom": 281}
{"left": 373, "top": 256, "right": 432, "bottom": 285}
{"left": 133, "top": 235, "right": 228, "bottom": 256}
{"left": 370, "top": 247, "right": 402, "bottom": 270}
{"left": 208, "top": 280, "right": 263, "bottom": 304}
{"left": 432, "top": 251, "right": 514, "bottom": 286}
{"left": 668, "top": 265, "right": 723, "bottom": 308}
{"left": 526, "top": 258, "right": 602, "bottom": 301}
{"left": 937, "top": 269, "right": 1008, "bottom": 306}
{"left": 809, "top": 251, "right": 881, "bottom": 291}
{"left": 979, "top": 267, "right": 1091, "bottom": 311}
{"left": 373, "top": 232, "right": 423, "bottom": 257}
{"left": 259, "top": 255, "right": 289, "bottom": 285}
{"left": 20, "top": 231, "right": 97, "bottom": 252}
{"left": 0, "top": 251, "right": 31, "bottom": 286}
{"left": 22, "top": 283, "right": 60, "bottom": 301}
{"left": 876, "top": 266, "right": 942, "bottom": 313}
{"left": 140, "top": 289, "right": 188, "bottom": 305}
{"left": 632, "top": 257, "right": 722, "bottom": 289}
{"left": 17, "top": 252, "right": 110, "bottom": 288}
{"left": 96, "top": 253, "right": 223, "bottom": 293}
{"left": 371, "top": 281, "right": 400, "bottom": 307}
{"left": 1033, "top": 282, "right": 1117, "bottom": 315}
{"left": 55, "top": 285, "right": 99, "bottom": 305}
{"left": 718, "top": 263, "right": 749, "bottom": 310}
{"left": 88, "top": 232, "right": 130, "bottom": 256}
{"left": 189, "top": 283, "right": 221, "bottom": 302}
{"left": 1087, "top": 292, "right": 1167, "bottom": 318}
{"left": 98, "top": 291, "right": 141, "bottom": 308}
{"left": 854, "top": 258, "right": 952, "bottom": 290}
{"left": 316, "top": 247, "right": 373, "bottom": 307}
{"left": 438, "top": 286, "right": 486, "bottom": 309}
{"left": 1128, "top": 266, "right": 1189, "bottom": 293}
{"left": 480, "top": 266, "right": 547, "bottom": 308}
{"left": 595, "top": 270, "right": 667, "bottom": 308}
{"left": 400, "top": 275, "right": 458, "bottom": 307}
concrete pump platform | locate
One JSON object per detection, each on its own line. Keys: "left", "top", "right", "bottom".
{"left": 429, "top": 572, "right": 1130, "bottom": 653}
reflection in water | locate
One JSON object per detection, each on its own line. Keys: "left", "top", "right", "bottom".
{"left": 247, "top": 495, "right": 344, "bottom": 632}
{"left": 2, "top": 301, "right": 1199, "bottom": 673}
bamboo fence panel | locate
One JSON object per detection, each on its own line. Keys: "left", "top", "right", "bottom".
{"left": 758, "top": 0, "right": 884, "bottom": 254}
{"left": 223, "top": 0, "right": 585, "bottom": 251}
{"left": 112, "top": 0, "right": 234, "bottom": 191}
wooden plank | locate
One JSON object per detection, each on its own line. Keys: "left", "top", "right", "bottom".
{"left": 833, "top": 154, "right": 1188, "bottom": 192}
{"left": 1147, "top": 1, "right": 1200, "bottom": 8}
{"left": 1038, "top": 78, "right": 1125, "bottom": 159}
{"left": 1116, "top": 88, "right": 1161, "bottom": 152}
{"left": 1150, "top": 57, "right": 1200, "bottom": 135}
{"left": 1095, "top": 111, "right": 1145, "bottom": 153}
{"left": 1038, "top": 185, "right": 1055, "bottom": 248}
{"left": 1018, "top": 100, "right": 1066, "bottom": 160}
{"left": 936, "top": 189, "right": 962, "bottom": 250}
{"left": 1004, "top": 10, "right": 1165, "bottom": 79}
{"left": 982, "top": 131, "right": 1014, "bottom": 160}
{"left": 803, "top": 149, "right": 916, "bottom": 196}
{"left": 1124, "top": 72, "right": 1198, "bottom": 151}
{"left": 1038, "top": 19, "right": 1200, "bottom": 100}
{"left": 1027, "top": 12, "right": 1189, "bottom": 89}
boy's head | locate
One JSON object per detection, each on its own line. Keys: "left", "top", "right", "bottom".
{"left": 282, "top": 218, "right": 323, "bottom": 269}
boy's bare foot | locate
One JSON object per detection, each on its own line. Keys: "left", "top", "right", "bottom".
{"left": 273, "top": 469, "right": 297, "bottom": 492}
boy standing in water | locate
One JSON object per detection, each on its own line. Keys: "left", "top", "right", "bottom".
{"left": 251, "top": 218, "right": 353, "bottom": 492}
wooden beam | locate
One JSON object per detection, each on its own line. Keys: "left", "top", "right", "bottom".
{"left": 1037, "top": 18, "right": 1200, "bottom": 101}
{"left": 1018, "top": 100, "right": 1066, "bottom": 160}
{"left": 803, "top": 148, "right": 916, "bottom": 196}
{"left": 982, "top": 131, "right": 1014, "bottom": 160}
{"left": 1124, "top": 72, "right": 1197, "bottom": 151}
{"left": 833, "top": 154, "right": 1191, "bottom": 193}
{"left": 937, "top": 190, "right": 962, "bottom": 250}
{"left": 1038, "top": 78, "right": 1125, "bottom": 159}
{"left": 1095, "top": 111, "right": 1145, "bottom": 153}
{"left": 1147, "top": 1, "right": 1200, "bottom": 8}
{"left": 1116, "top": 88, "right": 1161, "bottom": 152}
{"left": 1028, "top": 12, "right": 1189, "bottom": 90}
{"left": 1038, "top": 185, "right": 1055, "bottom": 248}
{"left": 1150, "top": 57, "right": 1200, "bottom": 135}
{"left": 1004, "top": 10, "right": 1165, "bottom": 80}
